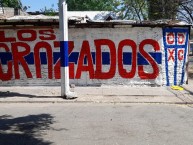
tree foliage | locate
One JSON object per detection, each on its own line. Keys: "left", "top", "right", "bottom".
{"left": 147, "top": 0, "right": 180, "bottom": 20}
{"left": 177, "top": 0, "right": 193, "bottom": 24}
{"left": 40, "top": 4, "right": 57, "bottom": 16}
{"left": 66, "top": 0, "right": 120, "bottom": 11}
{"left": 0, "top": 0, "right": 22, "bottom": 9}
{"left": 64, "top": 0, "right": 193, "bottom": 24}
{"left": 40, "top": 7, "right": 56, "bottom": 16}
{"left": 116, "top": 0, "right": 148, "bottom": 22}
{"left": 66, "top": 0, "right": 148, "bottom": 22}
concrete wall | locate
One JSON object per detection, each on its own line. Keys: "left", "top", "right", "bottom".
{"left": 0, "top": 7, "right": 27, "bottom": 17}
{"left": 0, "top": 26, "right": 189, "bottom": 86}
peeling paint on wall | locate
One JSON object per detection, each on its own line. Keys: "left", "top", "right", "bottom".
{"left": 0, "top": 27, "right": 189, "bottom": 86}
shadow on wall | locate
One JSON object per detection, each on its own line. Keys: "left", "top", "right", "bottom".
{"left": 0, "top": 114, "right": 54, "bottom": 145}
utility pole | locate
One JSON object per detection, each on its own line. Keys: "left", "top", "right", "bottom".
{"left": 59, "top": 0, "right": 76, "bottom": 99}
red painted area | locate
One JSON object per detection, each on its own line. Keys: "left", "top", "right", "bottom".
{"left": 168, "top": 48, "right": 175, "bottom": 61}
{"left": 68, "top": 41, "right": 75, "bottom": 79}
{"left": 75, "top": 41, "right": 94, "bottom": 79}
{"left": 118, "top": 39, "right": 137, "bottom": 78}
{"left": 11, "top": 42, "right": 32, "bottom": 79}
{"left": 138, "top": 39, "right": 160, "bottom": 79}
{"left": 178, "top": 49, "right": 184, "bottom": 61}
{"left": 53, "top": 41, "right": 61, "bottom": 79}
{"left": 17, "top": 30, "right": 37, "bottom": 41}
{"left": 0, "top": 31, "right": 16, "bottom": 42}
{"left": 34, "top": 42, "right": 53, "bottom": 79}
{"left": 39, "top": 30, "right": 56, "bottom": 40}
{"left": 166, "top": 32, "right": 175, "bottom": 45}
{"left": 0, "top": 29, "right": 161, "bottom": 81}
{"left": 177, "top": 33, "right": 185, "bottom": 45}
{"left": 168, "top": 48, "right": 185, "bottom": 62}
{"left": 95, "top": 39, "right": 116, "bottom": 79}
{"left": 53, "top": 41, "right": 75, "bottom": 79}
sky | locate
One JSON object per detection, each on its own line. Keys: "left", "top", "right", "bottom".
{"left": 21, "top": 0, "right": 58, "bottom": 12}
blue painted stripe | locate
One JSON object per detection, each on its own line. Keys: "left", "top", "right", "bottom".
{"left": 0, "top": 52, "right": 12, "bottom": 64}
{"left": 60, "top": 41, "right": 69, "bottom": 67}
{"left": 163, "top": 30, "right": 170, "bottom": 86}
{"left": 0, "top": 52, "right": 162, "bottom": 65}
{"left": 174, "top": 32, "right": 177, "bottom": 85}
{"left": 24, "top": 53, "right": 34, "bottom": 64}
{"left": 164, "top": 45, "right": 187, "bottom": 48}
{"left": 69, "top": 52, "right": 79, "bottom": 64}
{"left": 137, "top": 53, "right": 162, "bottom": 65}
{"left": 174, "top": 48, "right": 178, "bottom": 85}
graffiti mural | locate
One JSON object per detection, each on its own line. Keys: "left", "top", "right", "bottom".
{"left": 0, "top": 27, "right": 189, "bottom": 86}
{"left": 163, "top": 28, "right": 189, "bottom": 86}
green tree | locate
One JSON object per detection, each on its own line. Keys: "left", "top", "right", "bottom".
{"left": 41, "top": 7, "right": 56, "bottom": 16}
{"left": 40, "top": 4, "right": 57, "bottom": 16}
{"left": 112, "top": 0, "right": 192, "bottom": 22}
{"left": 147, "top": 0, "right": 181, "bottom": 20}
{"left": 66, "top": 0, "right": 120, "bottom": 11}
{"left": 0, "top": 0, "right": 22, "bottom": 9}
{"left": 177, "top": 0, "right": 193, "bottom": 24}
{"left": 116, "top": 0, "right": 148, "bottom": 22}
{"left": 66, "top": 0, "right": 148, "bottom": 22}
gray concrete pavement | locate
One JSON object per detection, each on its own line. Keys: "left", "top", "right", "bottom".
{"left": 0, "top": 81, "right": 193, "bottom": 104}
{"left": 0, "top": 103, "right": 193, "bottom": 145}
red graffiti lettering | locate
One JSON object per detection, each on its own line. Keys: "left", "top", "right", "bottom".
{"left": 53, "top": 41, "right": 74, "bottom": 79}
{"left": 75, "top": 41, "right": 94, "bottom": 79}
{"left": 167, "top": 32, "right": 175, "bottom": 45}
{"left": 138, "top": 39, "right": 160, "bottom": 79}
{"left": 34, "top": 42, "right": 53, "bottom": 79}
{"left": 178, "top": 33, "right": 185, "bottom": 45}
{"left": 95, "top": 39, "right": 116, "bottom": 79}
{"left": 0, "top": 29, "right": 163, "bottom": 82}
{"left": 168, "top": 49, "right": 175, "bottom": 61}
{"left": 53, "top": 41, "right": 61, "bottom": 79}
{"left": 11, "top": 42, "right": 32, "bottom": 79}
{"left": 178, "top": 49, "right": 184, "bottom": 61}
{"left": 0, "top": 43, "right": 12, "bottom": 81}
{"left": 0, "top": 31, "right": 16, "bottom": 42}
{"left": 68, "top": 41, "right": 75, "bottom": 79}
{"left": 17, "top": 30, "right": 37, "bottom": 41}
{"left": 118, "top": 39, "right": 137, "bottom": 78}
{"left": 39, "top": 29, "right": 56, "bottom": 40}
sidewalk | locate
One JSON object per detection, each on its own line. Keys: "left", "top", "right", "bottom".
{"left": 0, "top": 80, "right": 193, "bottom": 104}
